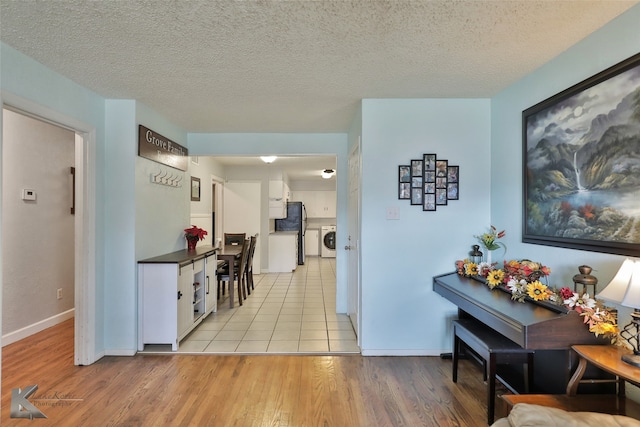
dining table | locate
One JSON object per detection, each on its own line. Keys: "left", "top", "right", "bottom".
{"left": 217, "top": 244, "right": 244, "bottom": 308}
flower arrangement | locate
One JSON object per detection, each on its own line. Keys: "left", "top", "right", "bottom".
{"left": 476, "top": 225, "right": 506, "bottom": 256}
{"left": 455, "top": 258, "right": 618, "bottom": 341}
{"left": 184, "top": 225, "right": 208, "bottom": 250}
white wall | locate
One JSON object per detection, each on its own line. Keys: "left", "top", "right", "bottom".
{"left": 491, "top": 5, "right": 640, "bottom": 321}
{"left": 360, "top": 99, "right": 492, "bottom": 354}
{"left": 2, "top": 109, "right": 75, "bottom": 337}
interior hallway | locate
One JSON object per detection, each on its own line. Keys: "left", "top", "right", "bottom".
{"left": 143, "top": 256, "right": 359, "bottom": 354}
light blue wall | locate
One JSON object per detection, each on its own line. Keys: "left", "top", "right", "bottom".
{"left": 491, "top": 3, "right": 640, "bottom": 326}
{"left": 1, "top": 43, "right": 189, "bottom": 356}
{"left": 360, "top": 99, "right": 491, "bottom": 354}
{"left": 1, "top": 41, "right": 108, "bottom": 356}
{"left": 105, "top": 100, "right": 137, "bottom": 352}
{"left": 135, "top": 103, "right": 190, "bottom": 260}
{"left": 1, "top": 2, "right": 639, "bottom": 358}
{"left": 188, "top": 133, "right": 349, "bottom": 311}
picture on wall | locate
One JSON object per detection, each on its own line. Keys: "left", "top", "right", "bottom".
{"left": 191, "top": 176, "right": 201, "bottom": 202}
{"left": 523, "top": 52, "right": 640, "bottom": 256}
{"left": 397, "top": 153, "right": 459, "bottom": 211}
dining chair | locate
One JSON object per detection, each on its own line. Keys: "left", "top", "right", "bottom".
{"left": 224, "top": 233, "right": 246, "bottom": 246}
{"left": 244, "top": 234, "right": 257, "bottom": 296}
{"left": 217, "top": 238, "right": 250, "bottom": 308}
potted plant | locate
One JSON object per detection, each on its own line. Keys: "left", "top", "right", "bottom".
{"left": 184, "top": 225, "right": 208, "bottom": 251}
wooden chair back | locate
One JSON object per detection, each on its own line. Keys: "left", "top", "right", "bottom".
{"left": 224, "top": 233, "right": 246, "bottom": 246}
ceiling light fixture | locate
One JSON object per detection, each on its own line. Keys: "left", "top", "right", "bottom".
{"left": 322, "top": 169, "right": 335, "bottom": 179}
{"left": 260, "top": 156, "right": 277, "bottom": 164}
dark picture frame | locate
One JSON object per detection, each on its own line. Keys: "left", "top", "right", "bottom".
{"left": 399, "top": 182, "right": 410, "bottom": 199}
{"left": 411, "top": 188, "right": 423, "bottom": 205}
{"left": 398, "top": 154, "right": 460, "bottom": 212}
{"left": 423, "top": 193, "right": 436, "bottom": 211}
{"left": 523, "top": 52, "right": 640, "bottom": 256}
{"left": 399, "top": 165, "right": 411, "bottom": 183}
{"left": 191, "top": 176, "right": 201, "bottom": 201}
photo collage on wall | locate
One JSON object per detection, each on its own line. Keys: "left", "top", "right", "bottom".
{"left": 398, "top": 154, "right": 459, "bottom": 211}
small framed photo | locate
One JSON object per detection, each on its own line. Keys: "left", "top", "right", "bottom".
{"left": 447, "top": 183, "right": 459, "bottom": 200}
{"left": 191, "top": 156, "right": 199, "bottom": 165}
{"left": 411, "top": 188, "right": 423, "bottom": 205}
{"left": 447, "top": 166, "right": 459, "bottom": 183}
{"left": 411, "top": 177, "right": 423, "bottom": 188}
{"left": 423, "top": 194, "right": 436, "bottom": 211}
{"left": 425, "top": 171, "right": 435, "bottom": 183}
{"left": 399, "top": 182, "right": 410, "bottom": 199}
{"left": 436, "top": 188, "right": 448, "bottom": 205}
{"left": 191, "top": 176, "right": 201, "bottom": 201}
{"left": 424, "top": 182, "right": 435, "bottom": 194}
{"left": 411, "top": 159, "right": 423, "bottom": 177}
{"left": 399, "top": 165, "right": 411, "bottom": 183}
{"left": 436, "top": 177, "right": 447, "bottom": 189}
{"left": 436, "top": 160, "right": 448, "bottom": 177}
{"left": 423, "top": 154, "right": 436, "bottom": 171}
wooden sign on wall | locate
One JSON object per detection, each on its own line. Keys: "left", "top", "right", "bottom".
{"left": 138, "top": 125, "right": 189, "bottom": 171}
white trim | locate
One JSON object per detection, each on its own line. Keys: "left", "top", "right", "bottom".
{"left": 2, "top": 309, "right": 75, "bottom": 346}
{"left": 104, "top": 349, "right": 137, "bottom": 356}
{"left": 361, "top": 349, "right": 446, "bottom": 356}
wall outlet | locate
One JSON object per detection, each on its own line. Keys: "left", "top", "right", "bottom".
{"left": 57, "top": 288, "right": 63, "bottom": 300}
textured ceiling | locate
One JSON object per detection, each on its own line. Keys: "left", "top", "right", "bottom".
{"left": 0, "top": 1, "right": 637, "bottom": 133}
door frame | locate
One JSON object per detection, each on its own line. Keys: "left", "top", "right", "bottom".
{"left": 1, "top": 93, "right": 96, "bottom": 365}
{"left": 347, "top": 138, "right": 362, "bottom": 343}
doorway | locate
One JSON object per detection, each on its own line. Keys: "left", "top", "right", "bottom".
{"left": 2, "top": 109, "right": 75, "bottom": 345}
{"left": 1, "top": 100, "right": 95, "bottom": 366}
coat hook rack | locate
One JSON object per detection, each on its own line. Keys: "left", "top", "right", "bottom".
{"left": 150, "top": 168, "right": 183, "bottom": 188}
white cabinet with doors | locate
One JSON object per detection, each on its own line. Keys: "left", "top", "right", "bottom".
{"left": 292, "top": 190, "right": 336, "bottom": 218}
{"left": 268, "top": 180, "right": 290, "bottom": 219}
{"left": 138, "top": 247, "right": 217, "bottom": 351}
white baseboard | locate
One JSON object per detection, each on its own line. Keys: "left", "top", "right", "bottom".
{"left": 105, "top": 349, "right": 137, "bottom": 356}
{"left": 2, "top": 308, "right": 75, "bottom": 347}
{"left": 361, "top": 349, "right": 446, "bottom": 356}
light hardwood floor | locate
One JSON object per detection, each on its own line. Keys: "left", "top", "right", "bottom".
{"left": 2, "top": 319, "right": 492, "bottom": 426}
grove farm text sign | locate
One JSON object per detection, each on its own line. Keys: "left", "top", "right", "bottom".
{"left": 138, "top": 125, "right": 189, "bottom": 171}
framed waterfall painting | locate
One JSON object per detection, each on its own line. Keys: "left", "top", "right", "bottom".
{"left": 522, "top": 52, "right": 640, "bottom": 257}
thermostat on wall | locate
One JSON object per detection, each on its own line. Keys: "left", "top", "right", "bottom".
{"left": 22, "top": 189, "right": 36, "bottom": 201}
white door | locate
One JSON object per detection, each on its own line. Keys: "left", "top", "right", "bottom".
{"left": 222, "top": 181, "right": 262, "bottom": 272}
{"left": 347, "top": 139, "right": 362, "bottom": 341}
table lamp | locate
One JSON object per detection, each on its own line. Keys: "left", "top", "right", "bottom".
{"left": 596, "top": 258, "right": 640, "bottom": 367}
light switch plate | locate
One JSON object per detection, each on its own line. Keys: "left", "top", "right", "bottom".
{"left": 386, "top": 206, "right": 400, "bottom": 220}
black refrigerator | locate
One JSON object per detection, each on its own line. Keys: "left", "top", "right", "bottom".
{"left": 274, "top": 201, "right": 307, "bottom": 265}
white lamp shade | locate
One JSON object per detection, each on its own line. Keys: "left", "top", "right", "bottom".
{"left": 596, "top": 259, "right": 640, "bottom": 308}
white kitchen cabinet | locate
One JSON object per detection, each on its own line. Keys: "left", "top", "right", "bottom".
{"left": 268, "top": 180, "right": 288, "bottom": 219}
{"left": 138, "top": 248, "right": 217, "bottom": 351}
{"left": 292, "top": 190, "right": 336, "bottom": 218}
{"left": 305, "top": 229, "right": 319, "bottom": 256}
{"left": 268, "top": 232, "right": 298, "bottom": 272}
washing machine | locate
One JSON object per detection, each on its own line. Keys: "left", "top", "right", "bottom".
{"left": 321, "top": 225, "right": 336, "bottom": 258}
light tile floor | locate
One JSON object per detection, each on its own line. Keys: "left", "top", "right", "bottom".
{"left": 144, "top": 256, "right": 359, "bottom": 354}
